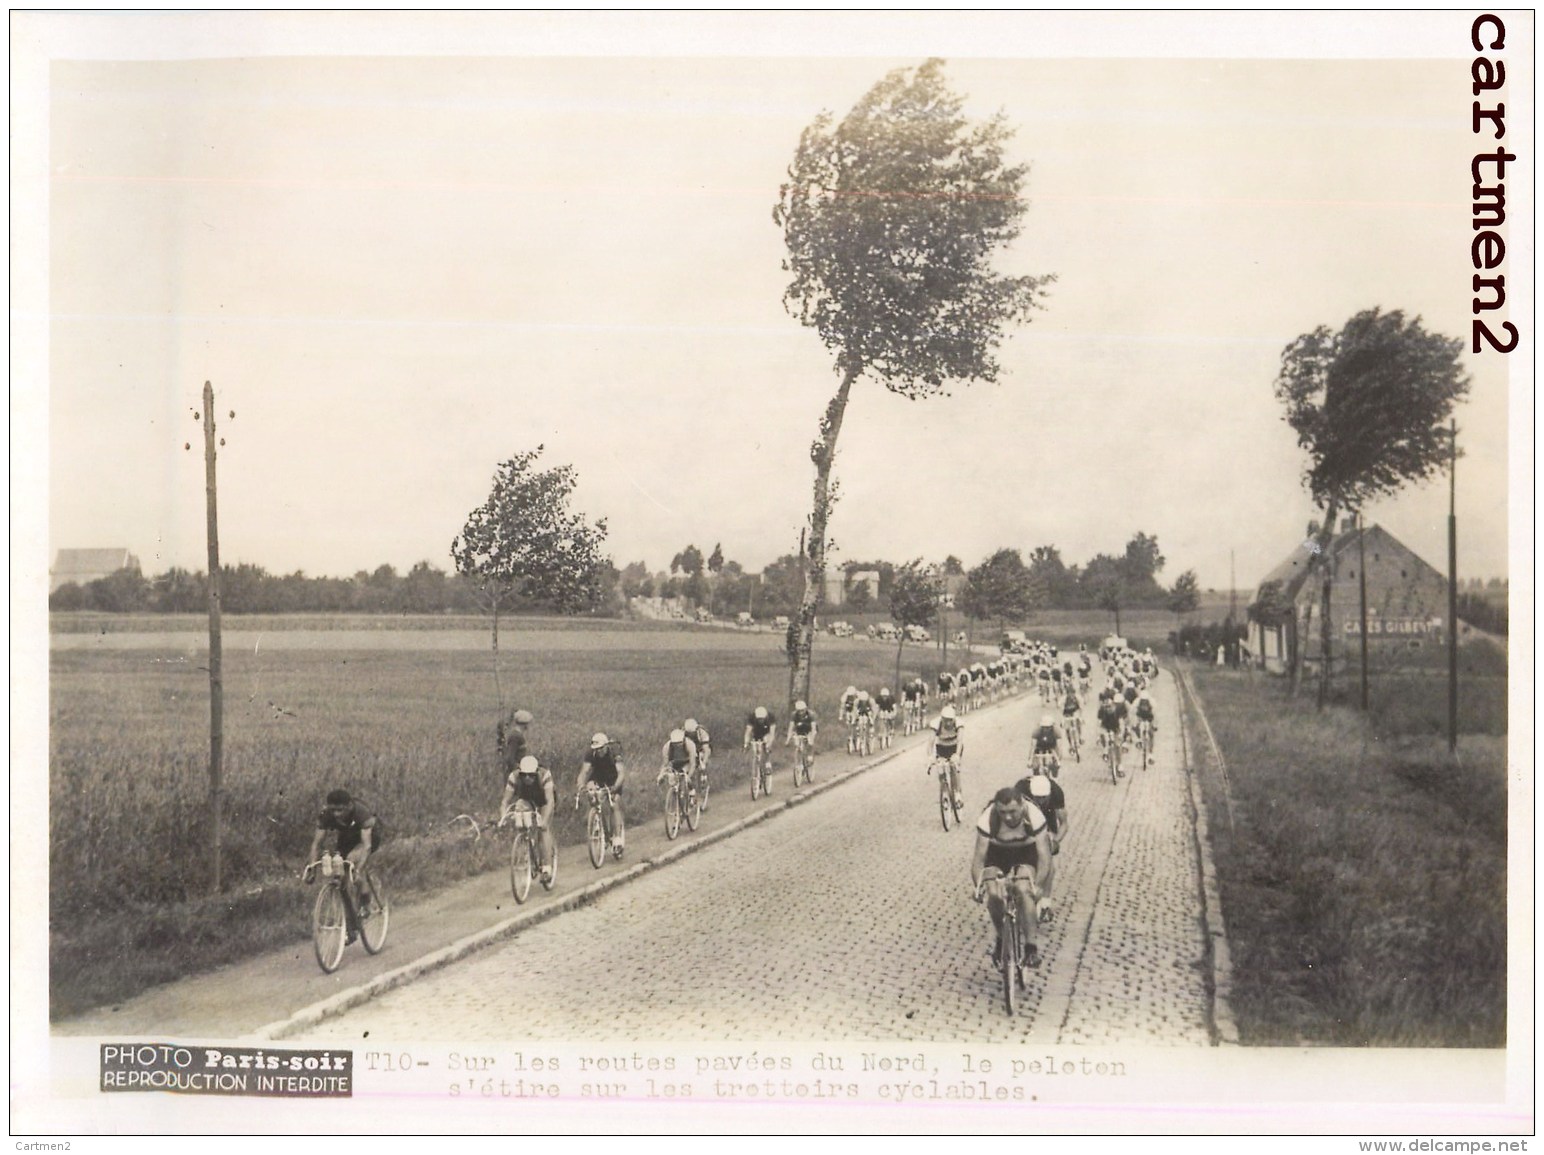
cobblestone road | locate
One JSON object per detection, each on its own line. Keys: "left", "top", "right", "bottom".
{"left": 298, "top": 674, "right": 1211, "bottom": 1046}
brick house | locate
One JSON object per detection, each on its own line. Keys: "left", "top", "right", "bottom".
{"left": 1249, "top": 523, "right": 1447, "bottom": 675}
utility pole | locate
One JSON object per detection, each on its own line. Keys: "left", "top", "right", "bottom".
{"left": 1229, "top": 549, "right": 1237, "bottom": 667}
{"left": 1447, "top": 420, "right": 1459, "bottom": 755}
{"left": 200, "top": 382, "right": 225, "bottom": 895}
{"left": 1357, "top": 512, "right": 1370, "bottom": 711}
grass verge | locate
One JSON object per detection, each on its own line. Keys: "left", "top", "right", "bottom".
{"left": 49, "top": 631, "right": 947, "bottom": 1019}
{"left": 1182, "top": 663, "right": 1505, "bottom": 1046}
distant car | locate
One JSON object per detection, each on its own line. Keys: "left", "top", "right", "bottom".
{"left": 695, "top": 608, "right": 713, "bottom": 623}
{"left": 828, "top": 621, "right": 853, "bottom": 637}
{"left": 737, "top": 612, "right": 755, "bottom": 627}
{"left": 905, "top": 624, "right": 930, "bottom": 643}
{"left": 772, "top": 615, "right": 790, "bottom": 630}
{"left": 872, "top": 623, "right": 900, "bottom": 641}
{"left": 1001, "top": 630, "right": 1027, "bottom": 652}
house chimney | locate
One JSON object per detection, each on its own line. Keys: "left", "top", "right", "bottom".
{"left": 1341, "top": 515, "right": 1358, "bottom": 534}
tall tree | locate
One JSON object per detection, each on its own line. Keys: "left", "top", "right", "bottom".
{"left": 773, "top": 58, "right": 1052, "bottom": 705}
{"left": 1027, "top": 545, "right": 1074, "bottom": 608}
{"left": 1275, "top": 308, "right": 1469, "bottom": 705}
{"left": 670, "top": 545, "right": 705, "bottom": 577}
{"left": 965, "top": 548, "right": 1034, "bottom": 630}
{"left": 452, "top": 446, "right": 610, "bottom": 710}
{"left": 1120, "top": 531, "right": 1167, "bottom": 603}
{"left": 1081, "top": 553, "right": 1126, "bottom": 636}
{"left": 888, "top": 559, "right": 942, "bottom": 690}
{"left": 1168, "top": 568, "right": 1201, "bottom": 630}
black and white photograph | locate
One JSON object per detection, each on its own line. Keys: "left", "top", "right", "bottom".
{"left": 12, "top": 9, "right": 1532, "bottom": 1141}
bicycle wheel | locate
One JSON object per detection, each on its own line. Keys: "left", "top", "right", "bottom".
{"left": 1001, "top": 914, "right": 1020, "bottom": 1016}
{"left": 950, "top": 767, "right": 964, "bottom": 823}
{"left": 665, "top": 783, "right": 682, "bottom": 840}
{"left": 510, "top": 831, "right": 534, "bottom": 903}
{"left": 587, "top": 808, "right": 606, "bottom": 868}
{"left": 684, "top": 778, "right": 702, "bottom": 831}
{"left": 540, "top": 836, "right": 557, "bottom": 890}
{"left": 939, "top": 772, "right": 953, "bottom": 832}
{"left": 1142, "top": 731, "right": 1150, "bottom": 772}
{"left": 312, "top": 883, "right": 347, "bottom": 973}
{"left": 358, "top": 868, "right": 390, "bottom": 954}
{"left": 749, "top": 749, "right": 763, "bottom": 800}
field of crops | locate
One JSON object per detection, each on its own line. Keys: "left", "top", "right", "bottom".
{"left": 48, "top": 622, "right": 1000, "bottom": 1015}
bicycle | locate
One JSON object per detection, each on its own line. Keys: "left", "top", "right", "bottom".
{"left": 876, "top": 711, "right": 894, "bottom": 749}
{"left": 1137, "top": 718, "right": 1154, "bottom": 771}
{"left": 1099, "top": 729, "right": 1122, "bottom": 785}
{"left": 306, "top": 853, "right": 389, "bottom": 974}
{"left": 978, "top": 869, "right": 1037, "bottom": 1016}
{"left": 789, "top": 733, "right": 815, "bottom": 788}
{"left": 501, "top": 800, "right": 557, "bottom": 903}
{"left": 747, "top": 737, "right": 772, "bottom": 799}
{"left": 1065, "top": 716, "right": 1083, "bottom": 763}
{"left": 903, "top": 700, "right": 922, "bottom": 736}
{"left": 660, "top": 763, "right": 701, "bottom": 840}
{"left": 577, "top": 784, "right": 622, "bottom": 867}
{"left": 930, "top": 756, "right": 963, "bottom": 832}
{"left": 1029, "top": 751, "right": 1059, "bottom": 780}
{"left": 855, "top": 715, "right": 874, "bottom": 757}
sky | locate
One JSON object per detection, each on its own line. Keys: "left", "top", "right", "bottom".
{"left": 18, "top": 12, "right": 1531, "bottom": 595}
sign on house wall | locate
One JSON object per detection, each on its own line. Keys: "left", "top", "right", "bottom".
{"left": 1341, "top": 616, "right": 1444, "bottom": 636}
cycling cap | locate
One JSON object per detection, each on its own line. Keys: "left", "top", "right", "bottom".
{"left": 670, "top": 728, "right": 685, "bottom": 743}
{"left": 1028, "top": 776, "right": 1053, "bottom": 799}
{"left": 941, "top": 705, "right": 957, "bottom": 720}
{"left": 512, "top": 709, "right": 534, "bottom": 725}
{"left": 845, "top": 685, "right": 856, "bottom": 695}
{"left": 684, "top": 718, "right": 698, "bottom": 731}
{"left": 519, "top": 755, "right": 540, "bottom": 774}
{"left": 754, "top": 706, "right": 768, "bottom": 719}
{"left": 590, "top": 733, "right": 609, "bottom": 749}
{"left": 326, "top": 788, "right": 352, "bottom": 806}
{"left": 881, "top": 688, "right": 891, "bottom": 697}
{"left": 857, "top": 690, "right": 870, "bottom": 699}
{"left": 794, "top": 700, "right": 807, "bottom": 711}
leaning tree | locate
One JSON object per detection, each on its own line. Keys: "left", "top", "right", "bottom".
{"left": 772, "top": 59, "right": 1053, "bottom": 706}
{"left": 1274, "top": 308, "right": 1469, "bottom": 705}
{"left": 452, "top": 446, "right": 610, "bottom": 713}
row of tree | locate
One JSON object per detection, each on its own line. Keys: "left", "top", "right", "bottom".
{"left": 49, "top": 558, "right": 627, "bottom": 617}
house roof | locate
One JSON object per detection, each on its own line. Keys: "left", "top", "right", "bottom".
{"left": 1254, "top": 524, "right": 1441, "bottom": 604}
{"left": 51, "top": 548, "right": 137, "bottom": 577}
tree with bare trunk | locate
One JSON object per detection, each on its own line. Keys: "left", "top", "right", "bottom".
{"left": 772, "top": 59, "right": 1053, "bottom": 704}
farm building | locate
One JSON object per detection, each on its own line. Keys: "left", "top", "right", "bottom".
{"left": 1248, "top": 522, "right": 1447, "bottom": 675}
{"left": 822, "top": 569, "right": 881, "bottom": 607}
{"left": 49, "top": 548, "right": 141, "bottom": 593}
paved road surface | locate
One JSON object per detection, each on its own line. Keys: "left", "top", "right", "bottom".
{"left": 296, "top": 674, "right": 1211, "bottom": 1045}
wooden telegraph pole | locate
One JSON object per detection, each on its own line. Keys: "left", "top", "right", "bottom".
{"left": 201, "top": 383, "right": 225, "bottom": 893}
{"left": 1447, "top": 420, "right": 1459, "bottom": 755}
{"left": 1357, "top": 512, "right": 1370, "bottom": 711}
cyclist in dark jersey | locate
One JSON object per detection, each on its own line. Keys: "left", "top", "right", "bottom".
{"left": 501, "top": 754, "right": 557, "bottom": 882}
{"left": 576, "top": 733, "right": 628, "bottom": 854}
{"left": 682, "top": 717, "right": 712, "bottom": 810}
{"left": 970, "top": 787, "right": 1052, "bottom": 969}
{"left": 744, "top": 705, "right": 778, "bottom": 790}
{"left": 304, "top": 789, "right": 385, "bottom": 942}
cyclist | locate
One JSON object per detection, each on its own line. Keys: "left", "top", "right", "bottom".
{"left": 1029, "top": 711, "right": 1063, "bottom": 776}
{"left": 786, "top": 698, "right": 819, "bottom": 766}
{"left": 970, "top": 787, "right": 1053, "bottom": 970}
{"left": 500, "top": 754, "right": 557, "bottom": 884}
{"left": 304, "top": 788, "right": 385, "bottom": 944}
{"left": 1134, "top": 691, "right": 1158, "bottom": 747}
{"left": 851, "top": 690, "right": 876, "bottom": 752}
{"left": 575, "top": 733, "right": 628, "bottom": 856}
{"left": 495, "top": 707, "right": 535, "bottom": 786}
{"left": 744, "top": 705, "right": 778, "bottom": 790}
{"left": 875, "top": 686, "right": 898, "bottom": 742}
{"left": 902, "top": 676, "right": 925, "bottom": 730}
{"left": 1018, "top": 771, "right": 1068, "bottom": 860}
{"left": 937, "top": 669, "right": 955, "bottom": 708}
{"left": 656, "top": 726, "right": 700, "bottom": 805}
{"left": 839, "top": 685, "right": 859, "bottom": 730}
{"left": 682, "top": 717, "right": 712, "bottom": 810}
{"left": 930, "top": 704, "right": 965, "bottom": 809}
{"left": 1096, "top": 693, "right": 1127, "bottom": 776}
